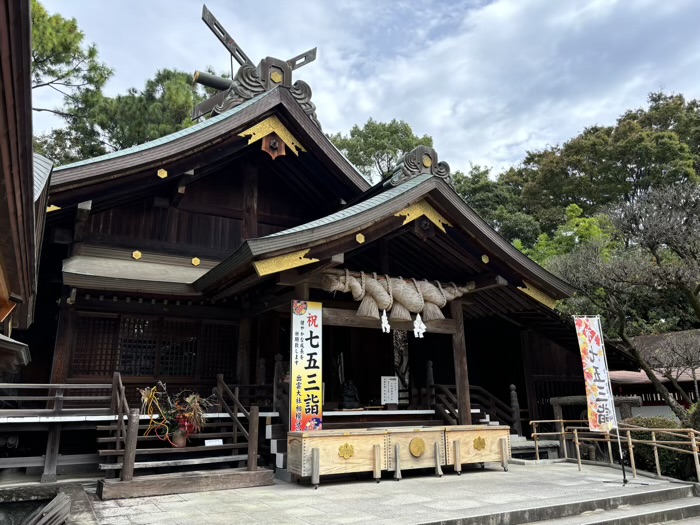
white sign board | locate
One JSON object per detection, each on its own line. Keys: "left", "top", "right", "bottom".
{"left": 381, "top": 376, "right": 399, "bottom": 405}
{"left": 205, "top": 439, "right": 223, "bottom": 446}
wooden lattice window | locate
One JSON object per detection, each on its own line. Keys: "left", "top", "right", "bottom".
{"left": 159, "top": 320, "right": 198, "bottom": 376}
{"left": 70, "top": 312, "right": 237, "bottom": 380}
{"left": 72, "top": 314, "right": 119, "bottom": 376}
{"left": 200, "top": 321, "right": 237, "bottom": 379}
{"left": 117, "top": 317, "right": 157, "bottom": 376}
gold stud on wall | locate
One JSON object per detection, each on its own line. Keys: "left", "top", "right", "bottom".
{"left": 132, "top": 250, "right": 142, "bottom": 260}
{"left": 157, "top": 168, "right": 168, "bottom": 179}
{"left": 191, "top": 257, "right": 201, "bottom": 267}
{"left": 481, "top": 254, "right": 490, "bottom": 264}
{"left": 356, "top": 233, "right": 365, "bottom": 244}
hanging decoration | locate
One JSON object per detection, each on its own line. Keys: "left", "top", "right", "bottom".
{"left": 413, "top": 313, "right": 426, "bottom": 338}
{"left": 381, "top": 309, "right": 391, "bottom": 333}
{"left": 322, "top": 270, "right": 475, "bottom": 322}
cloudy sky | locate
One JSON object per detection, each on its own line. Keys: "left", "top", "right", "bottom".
{"left": 35, "top": 0, "right": 700, "bottom": 172}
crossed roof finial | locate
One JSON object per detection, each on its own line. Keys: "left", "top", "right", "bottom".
{"left": 193, "top": 5, "right": 321, "bottom": 128}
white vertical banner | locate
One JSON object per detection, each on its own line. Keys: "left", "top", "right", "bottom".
{"left": 574, "top": 316, "right": 618, "bottom": 432}
{"left": 290, "top": 300, "right": 323, "bottom": 431}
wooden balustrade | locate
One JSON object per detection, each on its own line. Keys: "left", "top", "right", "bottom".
{"left": 530, "top": 419, "right": 700, "bottom": 481}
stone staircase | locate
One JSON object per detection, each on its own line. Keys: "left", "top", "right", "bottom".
{"left": 452, "top": 484, "right": 700, "bottom": 525}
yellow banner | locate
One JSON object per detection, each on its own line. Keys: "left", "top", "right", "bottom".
{"left": 290, "top": 300, "right": 323, "bottom": 431}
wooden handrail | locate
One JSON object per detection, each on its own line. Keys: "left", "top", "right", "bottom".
{"left": 0, "top": 383, "right": 112, "bottom": 389}
{"left": 531, "top": 418, "right": 700, "bottom": 480}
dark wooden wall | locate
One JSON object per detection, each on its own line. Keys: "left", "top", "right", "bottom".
{"left": 521, "top": 329, "right": 585, "bottom": 420}
{"left": 82, "top": 163, "right": 315, "bottom": 257}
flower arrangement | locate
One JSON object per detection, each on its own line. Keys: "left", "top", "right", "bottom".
{"left": 139, "top": 382, "right": 214, "bottom": 447}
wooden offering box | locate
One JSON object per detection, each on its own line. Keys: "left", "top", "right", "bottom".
{"left": 287, "top": 429, "right": 388, "bottom": 480}
{"left": 444, "top": 425, "right": 511, "bottom": 471}
{"left": 385, "top": 427, "right": 445, "bottom": 473}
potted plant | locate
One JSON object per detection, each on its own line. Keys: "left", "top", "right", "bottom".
{"left": 139, "top": 382, "right": 213, "bottom": 447}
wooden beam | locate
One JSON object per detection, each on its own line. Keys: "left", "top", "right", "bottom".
{"left": 242, "top": 163, "right": 258, "bottom": 240}
{"left": 49, "top": 292, "right": 76, "bottom": 384}
{"left": 323, "top": 307, "right": 457, "bottom": 334}
{"left": 72, "top": 200, "right": 92, "bottom": 253}
{"left": 237, "top": 318, "right": 252, "bottom": 385}
{"left": 450, "top": 301, "right": 471, "bottom": 425}
{"left": 171, "top": 183, "right": 186, "bottom": 208}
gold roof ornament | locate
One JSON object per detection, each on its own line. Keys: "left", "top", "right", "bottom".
{"left": 132, "top": 250, "right": 142, "bottom": 260}
{"left": 270, "top": 71, "right": 283, "bottom": 83}
{"left": 482, "top": 254, "right": 490, "bottom": 264}
{"left": 395, "top": 200, "right": 452, "bottom": 233}
{"left": 157, "top": 168, "right": 168, "bottom": 179}
{"left": 239, "top": 116, "right": 306, "bottom": 156}
{"left": 191, "top": 257, "right": 201, "bottom": 267}
{"left": 46, "top": 205, "right": 61, "bottom": 212}
{"left": 355, "top": 233, "right": 365, "bottom": 244}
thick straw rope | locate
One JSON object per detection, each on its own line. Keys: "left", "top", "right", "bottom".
{"left": 322, "top": 272, "right": 475, "bottom": 321}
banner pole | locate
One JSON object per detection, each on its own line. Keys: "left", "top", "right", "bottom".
{"left": 597, "top": 315, "right": 628, "bottom": 486}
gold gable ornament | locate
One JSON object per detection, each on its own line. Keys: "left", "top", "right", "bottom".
{"left": 395, "top": 200, "right": 452, "bottom": 234}
{"left": 253, "top": 249, "right": 319, "bottom": 277}
{"left": 239, "top": 116, "right": 306, "bottom": 156}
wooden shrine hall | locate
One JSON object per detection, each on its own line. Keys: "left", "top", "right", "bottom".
{"left": 3, "top": 6, "right": 593, "bottom": 490}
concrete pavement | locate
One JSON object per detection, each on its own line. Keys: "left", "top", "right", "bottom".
{"left": 83, "top": 462, "right": 684, "bottom": 525}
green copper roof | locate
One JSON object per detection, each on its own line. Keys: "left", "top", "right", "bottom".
{"left": 54, "top": 90, "right": 276, "bottom": 171}
{"left": 265, "top": 174, "right": 433, "bottom": 239}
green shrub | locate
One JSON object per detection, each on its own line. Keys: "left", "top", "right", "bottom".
{"left": 623, "top": 416, "right": 690, "bottom": 480}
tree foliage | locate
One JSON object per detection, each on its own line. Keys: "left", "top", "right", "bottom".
{"left": 31, "top": 0, "right": 112, "bottom": 108}
{"left": 550, "top": 183, "right": 700, "bottom": 425}
{"left": 31, "top": 1, "right": 210, "bottom": 165}
{"left": 453, "top": 165, "right": 542, "bottom": 245}
{"left": 329, "top": 118, "right": 433, "bottom": 183}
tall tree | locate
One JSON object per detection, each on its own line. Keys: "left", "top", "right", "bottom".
{"left": 329, "top": 118, "right": 433, "bottom": 183}
{"left": 504, "top": 93, "right": 698, "bottom": 236}
{"left": 453, "top": 165, "right": 541, "bottom": 245}
{"left": 34, "top": 68, "right": 209, "bottom": 165}
{"left": 551, "top": 183, "right": 700, "bottom": 425}
{"left": 31, "top": 0, "right": 112, "bottom": 162}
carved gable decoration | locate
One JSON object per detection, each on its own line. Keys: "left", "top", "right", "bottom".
{"left": 193, "top": 5, "right": 321, "bottom": 129}
{"left": 385, "top": 146, "right": 452, "bottom": 188}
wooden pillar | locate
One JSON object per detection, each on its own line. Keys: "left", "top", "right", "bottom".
{"left": 49, "top": 292, "right": 76, "bottom": 383}
{"left": 237, "top": 318, "right": 252, "bottom": 385}
{"left": 450, "top": 301, "right": 471, "bottom": 425}
{"left": 241, "top": 163, "right": 258, "bottom": 240}
{"left": 41, "top": 424, "right": 61, "bottom": 483}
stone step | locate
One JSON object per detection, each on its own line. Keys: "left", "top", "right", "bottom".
{"left": 446, "top": 485, "right": 695, "bottom": 525}
{"left": 527, "top": 496, "right": 700, "bottom": 524}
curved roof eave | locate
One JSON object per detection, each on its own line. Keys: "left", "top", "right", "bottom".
{"left": 50, "top": 87, "right": 369, "bottom": 196}
{"left": 196, "top": 175, "right": 574, "bottom": 300}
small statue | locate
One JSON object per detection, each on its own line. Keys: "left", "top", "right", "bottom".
{"left": 339, "top": 380, "right": 362, "bottom": 409}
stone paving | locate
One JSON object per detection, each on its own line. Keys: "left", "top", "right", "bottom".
{"left": 84, "top": 462, "right": 675, "bottom": 525}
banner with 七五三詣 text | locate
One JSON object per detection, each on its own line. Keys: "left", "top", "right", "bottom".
{"left": 574, "top": 315, "right": 618, "bottom": 432}
{"left": 290, "top": 300, "right": 322, "bottom": 432}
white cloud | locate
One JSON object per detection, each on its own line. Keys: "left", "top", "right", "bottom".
{"left": 35, "top": 0, "right": 700, "bottom": 173}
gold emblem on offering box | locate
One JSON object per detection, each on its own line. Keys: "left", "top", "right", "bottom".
{"left": 473, "top": 436, "right": 486, "bottom": 451}
{"left": 409, "top": 437, "right": 426, "bottom": 457}
{"left": 270, "top": 71, "right": 283, "bottom": 83}
{"left": 338, "top": 443, "right": 354, "bottom": 460}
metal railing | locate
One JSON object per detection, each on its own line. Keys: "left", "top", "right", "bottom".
{"left": 531, "top": 419, "right": 700, "bottom": 480}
